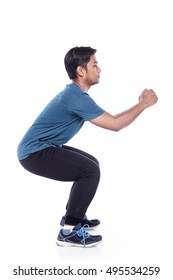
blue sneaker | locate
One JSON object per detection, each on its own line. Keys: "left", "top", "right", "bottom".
{"left": 60, "top": 215, "right": 100, "bottom": 230}
{"left": 56, "top": 224, "right": 102, "bottom": 248}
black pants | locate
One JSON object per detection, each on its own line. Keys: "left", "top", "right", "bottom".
{"left": 19, "top": 145, "right": 100, "bottom": 225}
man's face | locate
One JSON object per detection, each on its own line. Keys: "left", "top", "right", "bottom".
{"left": 84, "top": 54, "right": 101, "bottom": 86}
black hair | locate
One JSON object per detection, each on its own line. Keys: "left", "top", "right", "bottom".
{"left": 64, "top": 46, "right": 97, "bottom": 79}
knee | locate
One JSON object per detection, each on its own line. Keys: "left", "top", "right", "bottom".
{"left": 78, "top": 160, "right": 101, "bottom": 182}
{"left": 92, "top": 156, "right": 100, "bottom": 166}
{"left": 90, "top": 162, "right": 101, "bottom": 182}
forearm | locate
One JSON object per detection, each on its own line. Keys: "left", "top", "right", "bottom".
{"left": 90, "top": 89, "right": 158, "bottom": 131}
{"left": 90, "top": 102, "right": 146, "bottom": 131}
{"left": 113, "top": 102, "right": 146, "bottom": 131}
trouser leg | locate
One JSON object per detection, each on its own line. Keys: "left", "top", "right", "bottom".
{"left": 63, "top": 145, "right": 100, "bottom": 210}
{"left": 19, "top": 146, "right": 101, "bottom": 225}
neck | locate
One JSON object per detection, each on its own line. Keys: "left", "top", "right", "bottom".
{"left": 72, "top": 80, "right": 90, "bottom": 92}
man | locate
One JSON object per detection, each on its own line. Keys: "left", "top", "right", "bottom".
{"left": 17, "top": 46, "right": 158, "bottom": 248}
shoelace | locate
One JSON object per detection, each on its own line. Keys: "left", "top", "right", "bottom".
{"left": 76, "top": 225, "right": 90, "bottom": 247}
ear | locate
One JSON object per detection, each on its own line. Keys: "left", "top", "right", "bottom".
{"left": 76, "top": 65, "right": 85, "bottom": 77}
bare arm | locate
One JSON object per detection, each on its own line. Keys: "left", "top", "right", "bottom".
{"left": 90, "top": 89, "right": 158, "bottom": 131}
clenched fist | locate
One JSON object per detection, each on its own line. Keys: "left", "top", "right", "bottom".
{"left": 139, "top": 88, "right": 158, "bottom": 108}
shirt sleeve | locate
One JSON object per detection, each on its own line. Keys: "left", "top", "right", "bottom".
{"left": 68, "top": 93, "right": 105, "bottom": 121}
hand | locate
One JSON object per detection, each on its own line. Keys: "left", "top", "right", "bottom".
{"left": 139, "top": 88, "right": 158, "bottom": 108}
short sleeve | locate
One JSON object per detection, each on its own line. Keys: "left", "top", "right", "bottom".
{"left": 68, "top": 93, "right": 105, "bottom": 121}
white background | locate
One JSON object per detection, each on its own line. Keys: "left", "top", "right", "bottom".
{"left": 0, "top": 0, "right": 172, "bottom": 279}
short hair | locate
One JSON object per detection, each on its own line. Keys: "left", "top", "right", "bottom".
{"left": 64, "top": 46, "right": 97, "bottom": 79}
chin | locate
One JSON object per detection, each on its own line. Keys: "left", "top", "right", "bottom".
{"left": 91, "top": 82, "right": 99, "bottom": 86}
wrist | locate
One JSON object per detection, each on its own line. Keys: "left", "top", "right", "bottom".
{"left": 138, "top": 100, "right": 148, "bottom": 110}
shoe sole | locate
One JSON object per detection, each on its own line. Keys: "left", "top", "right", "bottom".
{"left": 56, "top": 239, "right": 102, "bottom": 248}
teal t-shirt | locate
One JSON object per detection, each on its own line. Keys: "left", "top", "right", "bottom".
{"left": 17, "top": 83, "right": 105, "bottom": 160}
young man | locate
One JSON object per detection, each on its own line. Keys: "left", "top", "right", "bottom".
{"left": 17, "top": 46, "right": 158, "bottom": 248}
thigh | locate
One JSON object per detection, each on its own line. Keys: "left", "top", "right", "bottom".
{"left": 62, "top": 145, "right": 99, "bottom": 166}
{"left": 20, "top": 146, "right": 98, "bottom": 181}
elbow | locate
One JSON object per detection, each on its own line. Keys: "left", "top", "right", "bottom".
{"left": 113, "top": 126, "right": 122, "bottom": 132}
{"left": 113, "top": 123, "right": 128, "bottom": 132}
